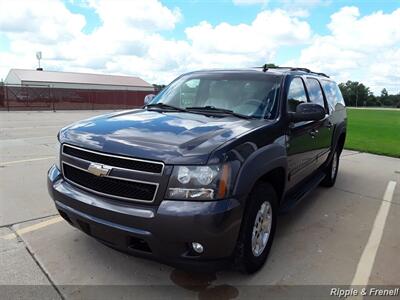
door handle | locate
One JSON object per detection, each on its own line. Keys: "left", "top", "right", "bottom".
{"left": 309, "top": 129, "right": 318, "bottom": 138}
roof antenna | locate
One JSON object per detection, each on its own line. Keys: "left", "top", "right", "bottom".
{"left": 262, "top": 64, "right": 268, "bottom": 72}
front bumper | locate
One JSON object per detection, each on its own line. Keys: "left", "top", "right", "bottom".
{"left": 47, "top": 165, "right": 243, "bottom": 271}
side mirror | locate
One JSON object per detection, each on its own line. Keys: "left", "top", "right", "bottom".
{"left": 144, "top": 94, "right": 155, "bottom": 105}
{"left": 290, "top": 103, "right": 325, "bottom": 123}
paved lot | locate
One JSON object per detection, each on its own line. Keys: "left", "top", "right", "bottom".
{"left": 1, "top": 111, "right": 399, "bottom": 299}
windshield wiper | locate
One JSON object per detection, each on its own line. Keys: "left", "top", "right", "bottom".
{"left": 186, "top": 106, "right": 254, "bottom": 119}
{"left": 145, "top": 103, "right": 254, "bottom": 119}
{"left": 145, "top": 103, "right": 188, "bottom": 112}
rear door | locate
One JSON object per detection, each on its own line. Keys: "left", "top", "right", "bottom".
{"left": 305, "top": 77, "right": 333, "bottom": 168}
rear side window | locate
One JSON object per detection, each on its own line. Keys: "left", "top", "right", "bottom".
{"left": 287, "top": 77, "right": 308, "bottom": 113}
{"left": 321, "top": 80, "right": 345, "bottom": 111}
{"left": 306, "top": 78, "right": 325, "bottom": 109}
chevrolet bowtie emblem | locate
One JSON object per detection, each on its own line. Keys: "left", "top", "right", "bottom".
{"left": 87, "top": 163, "right": 112, "bottom": 177}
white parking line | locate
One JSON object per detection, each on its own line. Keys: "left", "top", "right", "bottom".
{"left": 1, "top": 125, "right": 61, "bottom": 130}
{"left": 351, "top": 180, "right": 397, "bottom": 286}
{"left": 1, "top": 216, "right": 63, "bottom": 240}
{"left": 0, "top": 135, "right": 55, "bottom": 141}
{"left": 0, "top": 156, "right": 55, "bottom": 166}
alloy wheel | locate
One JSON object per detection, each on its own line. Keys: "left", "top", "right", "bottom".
{"left": 251, "top": 201, "right": 272, "bottom": 257}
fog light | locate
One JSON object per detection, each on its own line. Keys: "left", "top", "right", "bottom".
{"left": 191, "top": 242, "right": 204, "bottom": 254}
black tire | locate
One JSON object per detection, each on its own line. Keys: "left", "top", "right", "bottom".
{"left": 235, "top": 182, "right": 278, "bottom": 274}
{"left": 320, "top": 148, "right": 340, "bottom": 187}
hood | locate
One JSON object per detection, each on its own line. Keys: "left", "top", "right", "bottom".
{"left": 60, "top": 109, "right": 266, "bottom": 164}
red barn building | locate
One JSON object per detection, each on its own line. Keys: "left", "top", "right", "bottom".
{"left": 2, "top": 69, "right": 154, "bottom": 110}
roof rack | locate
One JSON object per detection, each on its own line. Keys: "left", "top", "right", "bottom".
{"left": 257, "top": 65, "right": 330, "bottom": 78}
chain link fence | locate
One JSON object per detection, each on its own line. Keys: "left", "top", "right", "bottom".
{"left": 0, "top": 83, "right": 153, "bottom": 111}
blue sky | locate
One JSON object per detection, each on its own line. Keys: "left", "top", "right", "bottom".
{"left": 165, "top": 0, "right": 400, "bottom": 37}
{"left": 63, "top": 0, "right": 400, "bottom": 64}
{"left": 0, "top": 0, "right": 399, "bottom": 94}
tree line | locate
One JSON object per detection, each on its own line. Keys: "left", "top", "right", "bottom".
{"left": 338, "top": 81, "right": 400, "bottom": 108}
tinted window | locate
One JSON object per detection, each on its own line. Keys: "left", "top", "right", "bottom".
{"left": 287, "top": 77, "right": 307, "bottom": 112}
{"left": 321, "top": 80, "right": 345, "bottom": 111}
{"left": 306, "top": 78, "right": 325, "bottom": 108}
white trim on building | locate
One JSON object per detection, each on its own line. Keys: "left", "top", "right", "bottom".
{"left": 5, "top": 69, "right": 154, "bottom": 91}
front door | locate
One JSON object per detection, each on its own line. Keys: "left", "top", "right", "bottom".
{"left": 286, "top": 77, "right": 318, "bottom": 189}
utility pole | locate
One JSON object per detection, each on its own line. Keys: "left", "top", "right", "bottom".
{"left": 36, "top": 51, "right": 42, "bottom": 70}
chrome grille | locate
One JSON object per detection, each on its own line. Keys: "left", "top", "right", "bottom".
{"left": 61, "top": 144, "right": 163, "bottom": 203}
{"left": 62, "top": 144, "right": 164, "bottom": 174}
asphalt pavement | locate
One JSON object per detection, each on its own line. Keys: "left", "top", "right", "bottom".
{"left": 0, "top": 111, "right": 399, "bottom": 299}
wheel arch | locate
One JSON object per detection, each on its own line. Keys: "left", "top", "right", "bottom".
{"left": 256, "top": 167, "right": 286, "bottom": 201}
{"left": 337, "top": 131, "right": 346, "bottom": 154}
{"left": 329, "top": 121, "right": 346, "bottom": 159}
{"left": 233, "top": 143, "right": 287, "bottom": 204}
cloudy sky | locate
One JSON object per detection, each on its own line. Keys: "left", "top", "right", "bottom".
{"left": 0, "top": 0, "right": 399, "bottom": 94}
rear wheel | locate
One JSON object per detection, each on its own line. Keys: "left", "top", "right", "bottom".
{"left": 320, "top": 148, "right": 340, "bottom": 187}
{"left": 235, "top": 183, "right": 278, "bottom": 274}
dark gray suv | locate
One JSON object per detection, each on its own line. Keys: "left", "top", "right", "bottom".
{"left": 48, "top": 67, "right": 347, "bottom": 273}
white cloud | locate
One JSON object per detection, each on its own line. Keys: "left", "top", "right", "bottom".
{"left": 0, "top": 1, "right": 398, "bottom": 95}
{"left": 290, "top": 6, "right": 400, "bottom": 94}
{"left": 0, "top": 0, "right": 85, "bottom": 43}
{"left": 368, "top": 48, "right": 400, "bottom": 93}
{"left": 0, "top": 0, "right": 183, "bottom": 81}
{"left": 0, "top": 0, "right": 86, "bottom": 79}
{"left": 328, "top": 6, "right": 400, "bottom": 50}
{"left": 0, "top": 1, "right": 312, "bottom": 85}
{"left": 87, "top": 0, "right": 182, "bottom": 31}
{"left": 186, "top": 10, "right": 311, "bottom": 54}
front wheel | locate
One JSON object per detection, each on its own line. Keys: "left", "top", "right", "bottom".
{"left": 235, "top": 183, "right": 278, "bottom": 274}
{"left": 320, "top": 148, "right": 340, "bottom": 187}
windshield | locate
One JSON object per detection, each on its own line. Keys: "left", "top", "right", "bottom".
{"left": 149, "top": 72, "right": 282, "bottom": 119}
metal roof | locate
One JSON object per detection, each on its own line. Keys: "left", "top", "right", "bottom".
{"left": 6, "top": 69, "right": 153, "bottom": 89}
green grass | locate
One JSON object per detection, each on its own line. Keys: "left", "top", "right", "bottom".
{"left": 345, "top": 108, "right": 400, "bottom": 158}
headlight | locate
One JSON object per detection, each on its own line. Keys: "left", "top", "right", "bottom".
{"left": 55, "top": 140, "right": 61, "bottom": 169}
{"left": 166, "top": 163, "right": 237, "bottom": 200}
{"left": 177, "top": 166, "right": 217, "bottom": 185}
